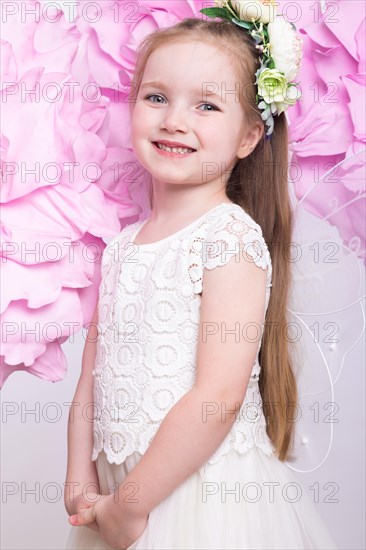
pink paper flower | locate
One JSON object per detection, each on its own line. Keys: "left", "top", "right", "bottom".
{"left": 1, "top": 0, "right": 364, "bottom": 387}
{"left": 283, "top": 0, "right": 365, "bottom": 263}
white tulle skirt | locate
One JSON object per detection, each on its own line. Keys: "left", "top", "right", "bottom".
{"left": 65, "top": 446, "right": 339, "bottom": 549}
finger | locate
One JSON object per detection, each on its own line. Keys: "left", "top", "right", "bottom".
{"left": 69, "top": 505, "right": 96, "bottom": 526}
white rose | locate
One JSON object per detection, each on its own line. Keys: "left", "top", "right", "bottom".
{"left": 267, "top": 16, "right": 303, "bottom": 82}
{"left": 232, "top": 0, "right": 278, "bottom": 24}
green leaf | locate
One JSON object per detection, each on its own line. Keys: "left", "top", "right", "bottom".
{"left": 199, "top": 7, "right": 232, "bottom": 21}
{"left": 231, "top": 17, "right": 251, "bottom": 29}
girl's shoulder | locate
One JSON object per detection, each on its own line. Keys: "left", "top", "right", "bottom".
{"left": 201, "top": 202, "right": 270, "bottom": 263}
{"left": 205, "top": 202, "right": 266, "bottom": 238}
{"left": 189, "top": 202, "right": 272, "bottom": 292}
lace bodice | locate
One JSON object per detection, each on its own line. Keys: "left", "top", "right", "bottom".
{"left": 91, "top": 202, "right": 275, "bottom": 465}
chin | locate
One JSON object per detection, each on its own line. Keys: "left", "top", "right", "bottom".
{"left": 150, "top": 171, "right": 193, "bottom": 186}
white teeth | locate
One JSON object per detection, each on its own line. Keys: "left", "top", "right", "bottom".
{"left": 156, "top": 142, "right": 194, "bottom": 154}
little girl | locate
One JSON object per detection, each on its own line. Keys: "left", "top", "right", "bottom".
{"left": 64, "top": 15, "right": 339, "bottom": 550}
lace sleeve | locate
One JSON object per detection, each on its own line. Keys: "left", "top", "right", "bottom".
{"left": 188, "top": 209, "right": 272, "bottom": 295}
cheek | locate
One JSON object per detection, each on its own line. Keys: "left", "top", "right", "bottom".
{"left": 204, "top": 116, "right": 228, "bottom": 139}
{"left": 130, "top": 111, "right": 144, "bottom": 155}
{"left": 201, "top": 123, "right": 224, "bottom": 150}
{"left": 131, "top": 104, "right": 156, "bottom": 138}
{"left": 131, "top": 106, "right": 143, "bottom": 135}
{"left": 130, "top": 110, "right": 148, "bottom": 151}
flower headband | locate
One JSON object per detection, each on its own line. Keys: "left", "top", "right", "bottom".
{"left": 199, "top": 0, "right": 303, "bottom": 138}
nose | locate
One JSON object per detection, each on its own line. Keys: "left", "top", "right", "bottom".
{"left": 160, "top": 103, "right": 189, "bottom": 133}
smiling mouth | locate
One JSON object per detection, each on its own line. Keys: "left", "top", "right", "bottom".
{"left": 152, "top": 142, "right": 196, "bottom": 154}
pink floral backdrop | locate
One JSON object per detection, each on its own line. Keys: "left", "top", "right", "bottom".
{"left": 1, "top": 0, "right": 365, "bottom": 387}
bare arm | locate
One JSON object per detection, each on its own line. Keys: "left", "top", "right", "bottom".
{"left": 106, "top": 248, "right": 268, "bottom": 521}
{"left": 64, "top": 305, "right": 101, "bottom": 516}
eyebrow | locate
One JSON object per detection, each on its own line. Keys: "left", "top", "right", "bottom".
{"left": 140, "top": 81, "right": 223, "bottom": 100}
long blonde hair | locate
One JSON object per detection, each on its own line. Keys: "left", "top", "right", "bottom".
{"left": 128, "top": 17, "right": 298, "bottom": 462}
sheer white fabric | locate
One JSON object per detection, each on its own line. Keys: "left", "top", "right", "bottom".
{"left": 66, "top": 447, "right": 338, "bottom": 550}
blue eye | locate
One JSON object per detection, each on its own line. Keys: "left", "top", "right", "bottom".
{"left": 199, "top": 103, "right": 219, "bottom": 112}
{"left": 145, "top": 94, "right": 166, "bottom": 103}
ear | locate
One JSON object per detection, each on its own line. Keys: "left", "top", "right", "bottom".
{"left": 236, "top": 121, "right": 264, "bottom": 159}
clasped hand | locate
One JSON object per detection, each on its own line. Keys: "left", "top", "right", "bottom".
{"left": 69, "top": 491, "right": 148, "bottom": 549}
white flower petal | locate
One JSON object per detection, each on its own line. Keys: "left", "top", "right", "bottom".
{"left": 268, "top": 18, "right": 303, "bottom": 82}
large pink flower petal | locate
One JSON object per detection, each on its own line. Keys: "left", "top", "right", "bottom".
{"left": 0, "top": 341, "right": 67, "bottom": 387}
{"left": 341, "top": 142, "right": 366, "bottom": 194}
{"left": 0, "top": 39, "right": 18, "bottom": 83}
{"left": 355, "top": 18, "right": 366, "bottom": 72}
{"left": 299, "top": 17, "right": 339, "bottom": 49}
{"left": 285, "top": 0, "right": 365, "bottom": 267}
{"left": 312, "top": 45, "right": 357, "bottom": 90}
{"left": 322, "top": 0, "right": 362, "bottom": 60}
{"left": 1, "top": 288, "right": 85, "bottom": 366}
{"left": 299, "top": 0, "right": 362, "bottom": 60}
{"left": 342, "top": 73, "right": 366, "bottom": 144}
{"left": 1, "top": 249, "right": 93, "bottom": 313}
{"left": 290, "top": 101, "right": 352, "bottom": 157}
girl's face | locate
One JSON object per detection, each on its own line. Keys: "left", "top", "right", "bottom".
{"left": 131, "top": 40, "right": 254, "bottom": 190}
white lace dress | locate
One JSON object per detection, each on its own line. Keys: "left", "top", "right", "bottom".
{"left": 65, "top": 202, "right": 339, "bottom": 549}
